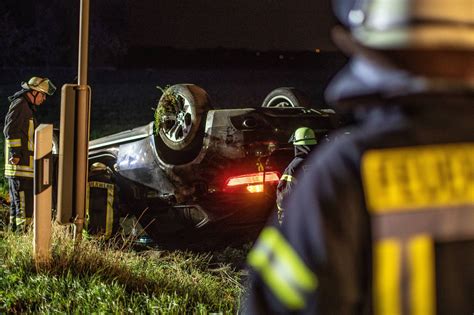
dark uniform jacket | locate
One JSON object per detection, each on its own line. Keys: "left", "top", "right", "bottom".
{"left": 244, "top": 57, "right": 474, "bottom": 314}
{"left": 4, "top": 94, "right": 37, "bottom": 178}
{"left": 276, "top": 145, "right": 313, "bottom": 215}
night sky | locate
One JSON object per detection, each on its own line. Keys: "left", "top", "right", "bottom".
{"left": 128, "top": 0, "right": 337, "bottom": 51}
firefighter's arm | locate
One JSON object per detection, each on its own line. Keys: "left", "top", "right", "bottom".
{"left": 4, "top": 103, "right": 25, "bottom": 161}
{"left": 244, "top": 224, "right": 321, "bottom": 314}
{"left": 276, "top": 166, "right": 297, "bottom": 211}
{"left": 244, "top": 186, "right": 325, "bottom": 313}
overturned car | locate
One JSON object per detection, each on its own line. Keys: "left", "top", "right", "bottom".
{"left": 86, "top": 84, "right": 339, "bottom": 248}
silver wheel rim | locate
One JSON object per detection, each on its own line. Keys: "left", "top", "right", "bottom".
{"left": 162, "top": 97, "right": 193, "bottom": 142}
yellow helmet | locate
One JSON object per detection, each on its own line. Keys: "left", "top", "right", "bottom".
{"left": 21, "top": 77, "right": 56, "bottom": 95}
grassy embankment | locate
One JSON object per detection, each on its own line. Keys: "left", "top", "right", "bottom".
{"left": 0, "top": 75, "right": 263, "bottom": 312}
{"left": 0, "top": 104, "right": 247, "bottom": 313}
{"left": 0, "top": 225, "right": 247, "bottom": 313}
{"left": 0, "top": 125, "right": 248, "bottom": 313}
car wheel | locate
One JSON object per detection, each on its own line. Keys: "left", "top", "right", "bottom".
{"left": 156, "top": 84, "right": 211, "bottom": 150}
{"left": 261, "top": 87, "right": 311, "bottom": 108}
{"left": 154, "top": 84, "right": 211, "bottom": 164}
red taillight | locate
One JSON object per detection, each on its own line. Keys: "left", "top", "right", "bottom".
{"left": 225, "top": 171, "right": 280, "bottom": 193}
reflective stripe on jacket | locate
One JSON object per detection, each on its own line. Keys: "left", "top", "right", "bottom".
{"left": 244, "top": 97, "right": 474, "bottom": 314}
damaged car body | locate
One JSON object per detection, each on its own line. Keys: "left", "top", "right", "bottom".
{"left": 87, "top": 84, "right": 339, "bottom": 248}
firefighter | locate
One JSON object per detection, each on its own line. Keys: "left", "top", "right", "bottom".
{"left": 276, "top": 127, "right": 317, "bottom": 224}
{"left": 243, "top": 0, "right": 474, "bottom": 314}
{"left": 4, "top": 77, "right": 56, "bottom": 232}
{"left": 86, "top": 162, "right": 120, "bottom": 239}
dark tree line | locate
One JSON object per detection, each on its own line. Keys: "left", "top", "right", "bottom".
{"left": 0, "top": 0, "right": 129, "bottom": 68}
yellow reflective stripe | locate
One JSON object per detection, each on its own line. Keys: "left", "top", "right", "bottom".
{"left": 6, "top": 138, "right": 22, "bottom": 147}
{"left": 5, "top": 156, "right": 34, "bottom": 177}
{"left": 260, "top": 227, "right": 317, "bottom": 290}
{"left": 5, "top": 170, "right": 34, "bottom": 178}
{"left": 105, "top": 185, "right": 114, "bottom": 238}
{"left": 248, "top": 243, "right": 305, "bottom": 309}
{"left": 16, "top": 217, "right": 32, "bottom": 227}
{"left": 248, "top": 227, "right": 318, "bottom": 309}
{"left": 280, "top": 174, "right": 293, "bottom": 182}
{"left": 4, "top": 142, "right": 8, "bottom": 168}
{"left": 5, "top": 156, "right": 34, "bottom": 172}
{"left": 5, "top": 165, "right": 34, "bottom": 171}
{"left": 16, "top": 217, "right": 26, "bottom": 226}
{"left": 28, "top": 119, "right": 34, "bottom": 151}
{"left": 408, "top": 235, "right": 436, "bottom": 315}
{"left": 373, "top": 239, "right": 401, "bottom": 315}
{"left": 89, "top": 181, "right": 114, "bottom": 190}
{"left": 5, "top": 155, "right": 34, "bottom": 172}
{"left": 85, "top": 185, "right": 90, "bottom": 231}
{"left": 19, "top": 191, "right": 25, "bottom": 218}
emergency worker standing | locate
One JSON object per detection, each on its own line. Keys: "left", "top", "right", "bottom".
{"left": 244, "top": 0, "right": 474, "bottom": 314}
{"left": 4, "top": 77, "right": 56, "bottom": 232}
{"left": 276, "top": 127, "right": 317, "bottom": 224}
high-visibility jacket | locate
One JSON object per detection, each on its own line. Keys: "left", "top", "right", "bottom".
{"left": 4, "top": 96, "right": 37, "bottom": 179}
{"left": 244, "top": 58, "right": 474, "bottom": 314}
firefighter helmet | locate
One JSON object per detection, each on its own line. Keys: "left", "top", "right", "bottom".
{"left": 289, "top": 127, "right": 317, "bottom": 145}
{"left": 90, "top": 162, "right": 108, "bottom": 173}
{"left": 332, "top": 0, "right": 474, "bottom": 50}
{"left": 21, "top": 77, "right": 56, "bottom": 96}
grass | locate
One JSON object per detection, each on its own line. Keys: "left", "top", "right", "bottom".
{"left": 0, "top": 72, "right": 265, "bottom": 312}
{"left": 0, "top": 224, "right": 247, "bottom": 313}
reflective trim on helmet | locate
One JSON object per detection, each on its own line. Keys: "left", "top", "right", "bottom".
{"left": 247, "top": 227, "right": 318, "bottom": 310}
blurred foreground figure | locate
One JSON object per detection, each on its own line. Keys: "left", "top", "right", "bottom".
{"left": 243, "top": 0, "right": 474, "bottom": 314}
{"left": 276, "top": 127, "right": 317, "bottom": 224}
{"left": 4, "top": 77, "right": 56, "bottom": 232}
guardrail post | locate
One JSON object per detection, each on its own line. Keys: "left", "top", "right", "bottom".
{"left": 33, "top": 124, "right": 53, "bottom": 264}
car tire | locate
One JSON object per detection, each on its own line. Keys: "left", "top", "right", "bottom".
{"left": 261, "top": 87, "right": 311, "bottom": 108}
{"left": 154, "top": 84, "right": 211, "bottom": 164}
